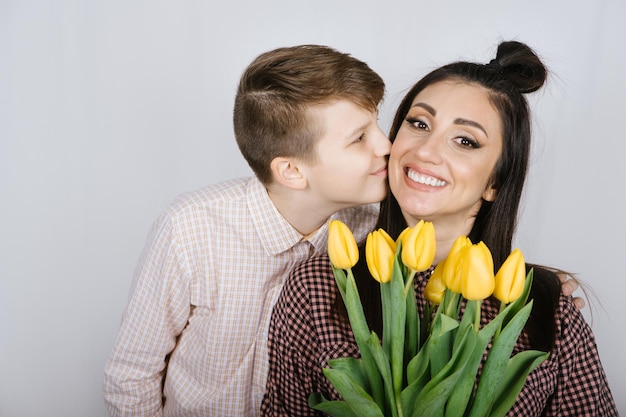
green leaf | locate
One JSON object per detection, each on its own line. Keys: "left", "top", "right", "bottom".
{"left": 327, "top": 357, "right": 368, "bottom": 390}
{"left": 488, "top": 350, "right": 550, "bottom": 417}
{"left": 406, "top": 337, "right": 431, "bottom": 386}
{"left": 331, "top": 266, "right": 347, "bottom": 300}
{"left": 344, "top": 270, "right": 370, "bottom": 346}
{"left": 400, "top": 369, "right": 429, "bottom": 414}
{"left": 453, "top": 300, "right": 476, "bottom": 350}
{"left": 333, "top": 269, "right": 385, "bottom": 409}
{"left": 444, "top": 301, "right": 508, "bottom": 416}
{"left": 381, "top": 272, "right": 393, "bottom": 357}
{"left": 428, "top": 313, "right": 459, "bottom": 377}
{"left": 467, "top": 301, "right": 534, "bottom": 417}
{"left": 389, "top": 253, "right": 408, "bottom": 396}
{"left": 404, "top": 276, "right": 420, "bottom": 363}
{"left": 317, "top": 368, "right": 385, "bottom": 417}
{"left": 442, "top": 288, "right": 462, "bottom": 318}
{"left": 410, "top": 371, "right": 459, "bottom": 417}
{"left": 411, "top": 325, "right": 476, "bottom": 417}
{"left": 360, "top": 348, "right": 385, "bottom": 410}
{"left": 309, "top": 393, "right": 359, "bottom": 417}
{"left": 366, "top": 332, "right": 398, "bottom": 417}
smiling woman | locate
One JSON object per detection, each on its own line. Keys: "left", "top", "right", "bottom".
{"left": 260, "top": 40, "right": 618, "bottom": 417}
{"left": 388, "top": 81, "right": 503, "bottom": 247}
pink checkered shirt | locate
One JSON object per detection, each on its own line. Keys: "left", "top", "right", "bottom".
{"left": 103, "top": 177, "right": 378, "bottom": 416}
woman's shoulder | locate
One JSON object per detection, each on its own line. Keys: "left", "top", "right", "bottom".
{"left": 286, "top": 255, "right": 337, "bottom": 301}
{"left": 554, "top": 289, "right": 589, "bottom": 339}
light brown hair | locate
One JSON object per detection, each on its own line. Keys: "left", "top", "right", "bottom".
{"left": 233, "top": 44, "right": 385, "bottom": 184}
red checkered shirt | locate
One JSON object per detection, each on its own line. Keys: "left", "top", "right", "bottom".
{"left": 261, "top": 255, "right": 618, "bottom": 416}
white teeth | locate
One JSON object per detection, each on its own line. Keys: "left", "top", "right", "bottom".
{"left": 407, "top": 169, "right": 446, "bottom": 187}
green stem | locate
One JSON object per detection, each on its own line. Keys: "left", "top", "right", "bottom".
{"left": 396, "top": 396, "right": 404, "bottom": 417}
{"left": 473, "top": 300, "right": 482, "bottom": 332}
{"left": 404, "top": 270, "right": 417, "bottom": 293}
{"left": 494, "top": 301, "right": 507, "bottom": 338}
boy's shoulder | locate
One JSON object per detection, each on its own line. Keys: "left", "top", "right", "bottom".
{"left": 333, "top": 203, "right": 380, "bottom": 225}
{"left": 332, "top": 203, "right": 380, "bottom": 242}
{"left": 164, "top": 176, "right": 257, "bottom": 216}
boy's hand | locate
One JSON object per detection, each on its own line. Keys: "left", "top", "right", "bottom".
{"left": 558, "top": 272, "right": 585, "bottom": 309}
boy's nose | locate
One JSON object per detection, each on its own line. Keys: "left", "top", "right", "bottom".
{"left": 373, "top": 129, "right": 391, "bottom": 156}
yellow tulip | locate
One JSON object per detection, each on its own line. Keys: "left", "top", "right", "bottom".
{"left": 493, "top": 249, "right": 526, "bottom": 304}
{"left": 396, "top": 227, "right": 411, "bottom": 245}
{"left": 379, "top": 227, "right": 397, "bottom": 250}
{"left": 401, "top": 220, "right": 436, "bottom": 272}
{"left": 460, "top": 241, "right": 495, "bottom": 301}
{"left": 424, "top": 262, "right": 447, "bottom": 304}
{"left": 365, "top": 229, "right": 396, "bottom": 283}
{"left": 328, "top": 220, "right": 359, "bottom": 269}
{"left": 443, "top": 236, "right": 472, "bottom": 293}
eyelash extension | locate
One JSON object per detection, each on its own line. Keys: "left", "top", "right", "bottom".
{"left": 405, "top": 116, "right": 428, "bottom": 129}
{"left": 406, "top": 116, "right": 481, "bottom": 149}
{"left": 458, "top": 136, "right": 481, "bottom": 149}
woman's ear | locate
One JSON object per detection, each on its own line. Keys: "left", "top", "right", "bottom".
{"left": 269, "top": 157, "right": 308, "bottom": 190}
{"left": 483, "top": 186, "right": 497, "bottom": 202}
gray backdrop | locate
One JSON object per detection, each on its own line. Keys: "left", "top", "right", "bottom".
{"left": 1, "top": 0, "right": 624, "bottom": 415}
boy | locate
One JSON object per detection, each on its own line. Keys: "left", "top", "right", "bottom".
{"left": 103, "top": 44, "right": 390, "bottom": 416}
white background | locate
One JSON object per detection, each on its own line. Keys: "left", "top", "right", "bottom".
{"left": 1, "top": 1, "right": 624, "bottom": 415}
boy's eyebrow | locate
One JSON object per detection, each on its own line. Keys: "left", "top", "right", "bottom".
{"left": 412, "top": 102, "right": 488, "bottom": 137}
{"left": 344, "top": 120, "right": 371, "bottom": 139}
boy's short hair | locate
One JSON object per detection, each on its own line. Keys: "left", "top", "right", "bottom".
{"left": 233, "top": 44, "right": 385, "bottom": 184}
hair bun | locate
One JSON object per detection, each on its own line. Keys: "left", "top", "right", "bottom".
{"left": 492, "top": 41, "right": 547, "bottom": 93}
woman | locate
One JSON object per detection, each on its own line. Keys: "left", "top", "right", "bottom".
{"left": 260, "top": 41, "right": 618, "bottom": 416}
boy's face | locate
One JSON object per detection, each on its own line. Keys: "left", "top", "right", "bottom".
{"left": 299, "top": 100, "right": 390, "bottom": 212}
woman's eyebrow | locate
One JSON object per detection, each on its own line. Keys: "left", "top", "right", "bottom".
{"left": 454, "top": 118, "right": 488, "bottom": 137}
{"left": 411, "top": 102, "right": 436, "bottom": 115}
{"left": 412, "top": 102, "right": 488, "bottom": 137}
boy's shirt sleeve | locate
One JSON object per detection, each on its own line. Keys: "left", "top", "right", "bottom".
{"left": 103, "top": 211, "right": 192, "bottom": 417}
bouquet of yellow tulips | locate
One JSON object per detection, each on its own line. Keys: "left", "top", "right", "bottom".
{"left": 308, "top": 220, "right": 549, "bottom": 417}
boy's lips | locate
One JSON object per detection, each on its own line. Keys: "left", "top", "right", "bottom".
{"left": 372, "top": 165, "right": 388, "bottom": 176}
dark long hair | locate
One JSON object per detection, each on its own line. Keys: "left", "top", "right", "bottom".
{"left": 352, "top": 41, "right": 560, "bottom": 351}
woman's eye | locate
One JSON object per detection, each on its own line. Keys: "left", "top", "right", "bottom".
{"left": 406, "top": 117, "right": 428, "bottom": 130}
{"left": 354, "top": 134, "right": 365, "bottom": 143}
{"left": 454, "top": 136, "right": 480, "bottom": 149}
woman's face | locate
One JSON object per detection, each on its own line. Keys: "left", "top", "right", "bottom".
{"left": 388, "top": 80, "right": 503, "bottom": 235}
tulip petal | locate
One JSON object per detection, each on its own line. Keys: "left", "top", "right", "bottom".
{"left": 328, "top": 220, "right": 359, "bottom": 269}
{"left": 461, "top": 242, "right": 495, "bottom": 301}
{"left": 401, "top": 220, "right": 436, "bottom": 272}
{"left": 493, "top": 249, "right": 526, "bottom": 304}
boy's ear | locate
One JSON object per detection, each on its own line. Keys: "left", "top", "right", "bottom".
{"left": 270, "top": 157, "right": 308, "bottom": 190}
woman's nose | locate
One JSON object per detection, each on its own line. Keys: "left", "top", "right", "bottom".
{"left": 414, "top": 134, "right": 443, "bottom": 164}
